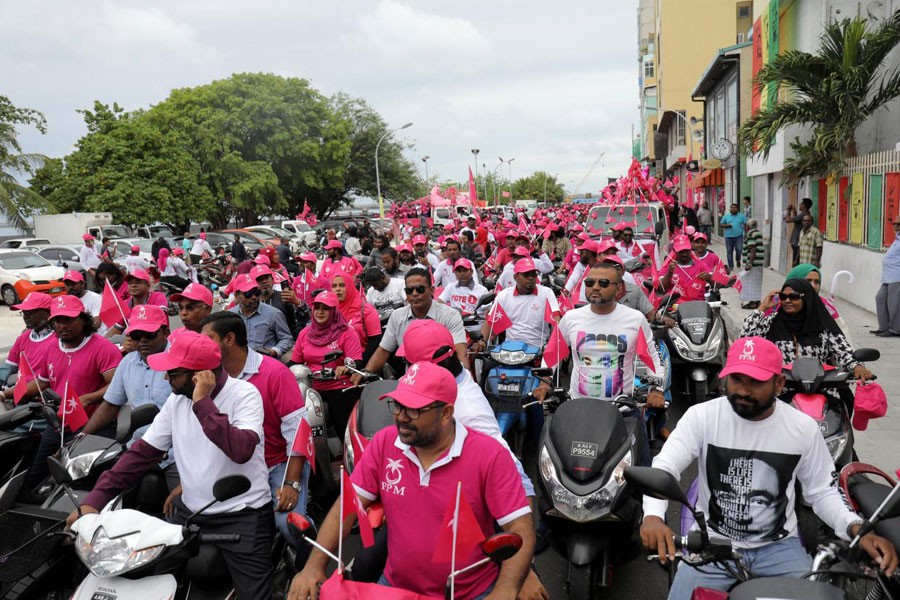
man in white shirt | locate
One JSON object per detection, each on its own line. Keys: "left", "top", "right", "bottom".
{"left": 62, "top": 269, "right": 105, "bottom": 334}
{"left": 513, "top": 233, "right": 554, "bottom": 273}
{"left": 564, "top": 239, "right": 602, "bottom": 298}
{"left": 433, "top": 238, "right": 480, "bottom": 288}
{"left": 438, "top": 258, "right": 488, "bottom": 315}
{"left": 364, "top": 267, "right": 406, "bottom": 310}
{"left": 190, "top": 232, "right": 214, "bottom": 262}
{"left": 641, "top": 336, "right": 897, "bottom": 599}
{"left": 124, "top": 245, "right": 150, "bottom": 273}
{"left": 79, "top": 233, "right": 102, "bottom": 291}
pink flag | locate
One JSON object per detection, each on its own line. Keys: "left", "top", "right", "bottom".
{"left": 485, "top": 302, "right": 513, "bottom": 336}
{"left": 501, "top": 191, "right": 510, "bottom": 198}
{"left": 468, "top": 167, "right": 478, "bottom": 205}
{"left": 100, "top": 280, "right": 130, "bottom": 327}
{"left": 341, "top": 470, "right": 374, "bottom": 548}
{"left": 290, "top": 418, "right": 316, "bottom": 474}
{"left": 558, "top": 293, "right": 575, "bottom": 316}
{"left": 636, "top": 328, "right": 656, "bottom": 373}
{"left": 58, "top": 382, "right": 89, "bottom": 432}
{"left": 432, "top": 487, "right": 485, "bottom": 563}
{"left": 544, "top": 326, "right": 570, "bottom": 368}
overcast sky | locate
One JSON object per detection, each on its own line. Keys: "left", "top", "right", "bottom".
{"left": 2, "top": 0, "right": 639, "bottom": 198}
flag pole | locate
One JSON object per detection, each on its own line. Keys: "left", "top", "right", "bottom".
{"left": 21, "top": 352, "right": 47, "bottom": 404}
{"left": 338, "top": 466, "right": 345, "bottom": 574}
{"left": 60, "top": 380, "right": 68, "bottom": 452}
{"left": 450, "top": 481, "right": 462, "bottom": 599}
{"left": 554, "top": 325, "right": 562, "bottom": 390}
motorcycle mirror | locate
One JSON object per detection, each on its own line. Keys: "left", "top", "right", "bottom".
{"left": 41, "top": 403, "right": 62, "bottom": 431}
{"left": 852, "top": 348, "right": 880, "bottom": 363}
{"left": 212, "top": 475, "right": 251, "bottom": 503}
{"left": 481, "top": 533, "right": 522, "bottom": 563}
{"left": 475, "top": 292, "right": 496, "bottom": 309}
{"left": 531, "top": 367, "right": 553, "bottom": 378}
{"left": 47, "top": 455, "right": 73, "bottom": 484}
{"left": 129, "top": 404, "right": 160, "bottom": 435}
{"left": 287, "top": 512, "right": 314, "bottom": 537}
{"left": 655, "top": 221, "right": 665, "bottom": 236}
{"left": 322, "top": 350, "right": 344, "bottom": 364}
{"left": 624, "top": 467, "right": 691, "bottom": 506}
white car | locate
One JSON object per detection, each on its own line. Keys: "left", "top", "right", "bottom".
{"left": 246, "top": 225, "right": 304, "bottom": 253}
{"left": 0, "top": 250, "right": 66, "bottom": 306}
{"left": 0, "top": 238, "right": 53, "bottom": 249}
{"left": 111, "top": 238, "right": 155, "bottom": 266}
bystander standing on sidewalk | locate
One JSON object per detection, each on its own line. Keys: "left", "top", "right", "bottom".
{"left": 797, "top": 214, "right": 824, "bottom": 267}
{"left": 740, "top": 219, "right": 765, "bottom": 309}
{"left": 697, "top": 200, "right": 713, "bottom": 238}
{"left": 874, "top": 216, "right": 900, "bottom": 337}
{"left": 784, "top": 198, "right": 812, "bottom": 267}
{"left": 720, "top": 203, "right": 747, "bottom": 270}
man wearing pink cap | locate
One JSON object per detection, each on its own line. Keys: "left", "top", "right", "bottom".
{"left": 227, "top": 273, "right": 294, "bottom": 358}
{"left": 289, "top": 361, "right": 534, "bottom": 600}
{"left": 412, "top": 234, "right": 439, "bottom": 269}
{"left": 70, "top": 330, "right": 275, "bottom": 598}
{"left": 564, "top": 239, "right": 602, "bottom": 299}
{"left": 79, "top": 233, "right": 102, "bottom": 291}
{"left": 433, "top": 238, "right": 481, "bottom": 288}
{"left": 106, "top": 270, "right": 169, "bottom": 338}
{"left": 190, "top": 231, "right": 214, "bottom": 263}
{"left": 495, "top": 245, "right": 532, "bottom": 290}
{"left": 171, "top": 283, "right": 214, "bottom": 333}
{"left": 657, "top": 235, "right": 710, "bottom": 302}
{"left": 318, "top": 239, "right": 361, "bottom": 283}
{"left": 642, "top": 336, "right": 897, "bottom": 598}
{"left": 0, "top": 292, "right": 54, "bottom": 399}
{"left": 253, "top": 265, "right": 298, "bottom": 337}
{"left": 63, "top": 269, "right": 104, "bottom": 332}
{"left": 438, "top": 258, "right": 488, "bottom": 315}
{"left": 125, "top": 244, "right": 151, "bottom": 273}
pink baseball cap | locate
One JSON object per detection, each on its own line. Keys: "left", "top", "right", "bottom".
{"left": 148, "top": 330, "right": 221, "bottom": 372}
{"left": 82, "top": 233, "right": 94, "bottom": 241}
{"left": 172, "top": 247, "right": 184, "bottom": 256}
{"left": 299, "top": 252, "right": 317, "bottom": 263}
{"left": 62, "top": 270, "right": 84, "bottom": 283}
{"left": 852, "top": 383, "right": 888, "bottom": 431}
{"left": 233, "top": 273, "right": 259, "bottom": 293}
{"left": 396, "top": 321, "right": 455, "bottom": 363}
{"left": 672, "top": 235, "right": 692, "bottom": 252}
{"left": 251, "top": 265, "right": 274, "bottom": 279}
{"left": 719, "top": 337, "right": 784, "bottom": 382}
{"left": 453, "top": 258, "right": 474, "bottom": 271}
{"left": 514, "top": 257, "right": 538, "bottom": 274}
{"left": 199, "top": 232, "right": 207, "bottom": 240}
{"left": 513, "top": 246, "right": 531, "bottom": 258}
{"left": 379, "top": 361, "right": 457, "bottom": 409}
{"left": 581, "top": 240, "right": 603, "bottom": 254}
{"left": 170, "top": 283, "right": 213, "bottom": 306}
{"left": 126, "top": 269, "right": 152, "bottom": 283}
{"left": 396, "top": 244, "right": 413, "bottom": 254}
{"left": 253, "top": 254, "right": 271, "bottom": 266}
{"left": 324, "top": 240, "right": 343, "bottom": 250}
{"left": 11, "top": 291, "right": 52, "bottom": 312}
{"left": 692, "top": 232, "right": 709, "bottom": 242}
{"left": 684, "top": 225, "right": 696, "bottom": 236}
{"left": 597, "top": 239, "right": 617, "bottom": 253}
{"left": 50, "top": 295, "right": 85, "bottom": 319}
{"left": 124, "top": 304, "right": 169, "bottom": 335}
{"left": 311, "top": 290, "right": 339, "bottom": 308}
{"left": 130, "top": 245, "right": 140, "bottom": 253}
{"left": 601, "top": 255, "right": 624, "bottom": 267}
{"left": 412, "top": 235, "right": 427, "bottom": 246}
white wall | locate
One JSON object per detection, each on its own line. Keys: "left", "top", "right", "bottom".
{"left": 819, "top": 242, "right": 882, "bottom": 313}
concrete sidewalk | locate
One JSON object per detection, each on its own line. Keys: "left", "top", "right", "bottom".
{"left": 708, "top": 241, "right": 899, "bottom": 475}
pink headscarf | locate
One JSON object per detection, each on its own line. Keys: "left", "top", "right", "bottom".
{"left": 157, "top": 248, "right": 169, "bottom": 273}
{"left": 307, "top": 296, "right": 349, "bottom": 346}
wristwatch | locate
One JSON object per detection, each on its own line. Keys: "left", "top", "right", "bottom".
{"left": 847, "top": 519, "right": 864, "bottom": 539}
{"left": 285, "top": 480, "right": 303, "bottom": 492}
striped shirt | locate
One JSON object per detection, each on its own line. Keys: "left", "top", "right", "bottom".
{"left": 743, "top": 229, "right": 765, "bottom": 267}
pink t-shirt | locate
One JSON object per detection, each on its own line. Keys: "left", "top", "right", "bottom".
{"left": 351, "top": 425, "right": 530, "bottom": 599}
{"left": 37, "top": 334, "right": 122, "bottom": 417}
{"left": 247, "top": 354, "right": 305, "bottom": 467}
{"left": 344, "top": 303, "right": 382, "bottom": 347}
{"left": 115, "top": 292, "right": 170, "bottom": 329}
{"left": 695, "top": 251, "right": 722, "bottom": 274}
{"left": 291, "top": 269, "right": 323, "bottom": 306}
{"left": 668, "top": 261, "right": 707, "bottom": 301}
{"left": 319, "top": 257, "right": 361, "bottom": 283}
{"left": 6, "top": 329, "right": 55, "bottom": 379}
{"left": 290, "top": 327, "right": 363, "bottom": 391}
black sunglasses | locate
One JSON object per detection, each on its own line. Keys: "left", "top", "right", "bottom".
{"left": 386, "top": 400, "right": 442, "bottom": 420}
{"left": 583, "top": 278, "right": 615, "bottom": 289}
{"left": 242, "top": 288, "right": 262, "bottom": 298}
{"left": 129, "top": 329, "right": 162, "bottom": 342}
{"left": 778, "top": 292, "right": 805, "bottom": 302}
{"left": 404, "top": 285, "right": 428, "bottom": 295}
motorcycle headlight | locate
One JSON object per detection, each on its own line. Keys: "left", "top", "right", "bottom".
{"left": 76, "top": 527, "right": 165, "bottom": 577}
{"left": 305, "top": 389, "right": 324, "bottom": 419}
{"left": 669, "top": 334, "right": 690, "bottom": 358}
{"left": 490, "top": 350, "right": 537, "bottom": 365}
{"left": 65, "top": 449, "right": 104, "bottom": 480}
{"left": 539, "top": 446, "right": 633, "bottom": 523}
{"left": 826, "top": 431, "right": 849, "bottom": 463}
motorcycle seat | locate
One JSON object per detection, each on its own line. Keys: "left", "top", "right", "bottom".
{"left": 848, "top": 480, "right": 900, "bottom": 551}
{"left": 729, "top": 577, "right": 845, "bottom": 600}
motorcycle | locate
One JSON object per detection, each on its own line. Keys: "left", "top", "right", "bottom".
{"left": 536, "top": 378, "right": 647, "bottom": 600}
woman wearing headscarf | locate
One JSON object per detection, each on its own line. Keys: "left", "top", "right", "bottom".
{"left": 784, "top": 264, "right": 841, "bottom": 319}
{"left": 289, "top": 290, "right": 362, "bottom": 441}
{"left": 330, "top": 273, "right": 382, "bottom": 363}
{"left": 739, "top": 277, "right": 873, "bottom": 410}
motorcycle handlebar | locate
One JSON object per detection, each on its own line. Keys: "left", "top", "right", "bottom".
{"left": 198, "top": 533, "right": 242, "bottom": 544}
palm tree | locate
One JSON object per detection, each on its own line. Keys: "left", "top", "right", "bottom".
{"left": 0, "top": 96, "right": 49, "bottom": 229}
{"left": 738, "top": 10, "right": 900, "bottom": 184}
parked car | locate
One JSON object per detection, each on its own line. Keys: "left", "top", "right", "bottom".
{"left": 220, "top": 229, "right": 278, "bottom": 250}
{"left": 246, "top": 225, "right": 306, "bottom": 252}
{"left": 0, "top": 250, "right": 66, "bottom": 305}
{"left": 205, "top": 231, "right": 263, "bottom": 255}
{"left": 0, "top": 238, "right": 52, "bottom": 249}
{"left": 111, "top": 238, "right": 155, "bottom": 265}
{"left": 30, "top": 244, "right": 86, "bottom": 273}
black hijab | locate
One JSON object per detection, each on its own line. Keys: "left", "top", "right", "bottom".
{"left": 767, "top": 278, "right": 843, "bottom": 346}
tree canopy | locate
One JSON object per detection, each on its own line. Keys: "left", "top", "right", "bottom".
{"left": 0, "top": 95, "right": 50, "bottom": 229}
{"left": 512, "top": 171, "right": 565, "bottom": 202}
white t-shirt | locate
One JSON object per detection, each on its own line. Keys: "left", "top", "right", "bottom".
{"left": 565, "top": 262, "right": 587, "bottom": 294}
{"left": 142, "top": 376, "right": 271, "bottom": 514}
{"left": 558, "top": 303, "right": 661, "bottom": 400}
{"left": 439, "top": 281, "right": 488, "bottom": 315}
{"left": 191, "top": 238, "right": 214, "bottom": 257}
{"left": 125, "top": 255, "right": 150, "bottom": 273}
{"left": 493, "top": 285, "right": 559, "bottom": 347}
{"left": 366, "top": 278, "right": 407, "bottom": 310}
{"left": 645, "top": 397, "right": 859, "bottom": 549}
{"left": 496, "top": 263, "right": 516, "bottom": 291}
{"left": 162, "top": 256, "right": 189, "bottom": 278}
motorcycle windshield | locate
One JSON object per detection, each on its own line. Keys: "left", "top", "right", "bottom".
{"left": 356, "top": 380, "right": 399, "bottom": 438}
{"left": 676, "top": 301, "right": 713, "bottom": 345}
{"left": 549, "top": 398, "right": 626, "bottom": 483}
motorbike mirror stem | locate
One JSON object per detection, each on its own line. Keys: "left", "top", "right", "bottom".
{"left": 849, "top": 479, "right": 900, "bottom": 549}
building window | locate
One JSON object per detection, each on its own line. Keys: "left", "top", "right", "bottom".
{"left": 676, "top": 110, "right": 686, "bottom": 146}
{"left": 738, "top": 5, "right": 751, "bottom": 18}
{"left": 644, "top": 60, "right": 655, "bottom": 79}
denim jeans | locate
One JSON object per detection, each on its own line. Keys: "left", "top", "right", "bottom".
{"left": 268, "top": 459, "right": 311, "bottom": 551}
{"left": 724, "top": 236, "right": 743, "bottom": 269}
{"left": 377, "top": 573, "right": 494, "bottom": 599}
{"left": 667, "top": 536, "right": 811, "bottom": 600}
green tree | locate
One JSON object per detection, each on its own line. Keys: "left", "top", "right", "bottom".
{"left": 0, "top": 95, "right": 50, "bottom": 228}
{"left": 512, "top": 171, "right": 564, "bottom": 202}
{"left": 738, "top": 11, "right": 900, "bottom": 183}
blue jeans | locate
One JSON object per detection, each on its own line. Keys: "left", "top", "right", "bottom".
{"left": 268, "top": 459, "right": 311, "bottom": 551}
{"left": 377, "top": 574, "right": 494, "bottom": 599}
{"left": 668, "top": 536, "right": 811, "bottom": 600}
{"left": 724, "top": 236, "right": 743, "bottom": 269}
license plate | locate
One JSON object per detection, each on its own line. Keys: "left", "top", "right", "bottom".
{"left": 497, "top": 383, "right": 519, "bottom": 393}
{"left": 311, "top": 425, "right": 325, "bottom": 437}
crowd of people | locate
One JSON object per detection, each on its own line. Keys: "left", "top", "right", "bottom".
{"left": 0, "top": 195, "right": 896, "bottom": 600}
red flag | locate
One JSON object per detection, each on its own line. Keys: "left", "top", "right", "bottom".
{"left": 342, "top": 470, "right": 374, "bottom": 548}
{"left": 319, "top": 572, "right": 439, "bottom": 599}
{"left": 635, "top": 328, "right": 656, "bottom": 373}
{"left": 58, "top": 382, "right": 89, "bottom": 432}
{"left": 13, "top": 355, "right": 35, "bottom": 405}
{"left": 710, "top": 266, "right": 731, "bottom": 287}
{"left": 290, "top": 418, "right": 316, "bottom": 474}
{"left": 544, "top": 326, "right": 570, "bottom": 368}
{"left": 543, "top": 298, "right": 555, "bottom": 324}
{"left": 432, "top": 487, "right": 485, "bottom": 563}
{"left": 501, "top": 191, "right": 510, "bottom": 198}
{"left": 485, "top": 302, "right": 513, "bottom": 336}
{"left": 299, "top": 199, "right": 310, "bottom": 220}
{"left": 558, "top": 293, "right": 575, "bottom": 316}
{"left": 100, "top": 280, "right": 131, "bottom": 327}
{"left": 468, "top": 167, "right": 478, "bottom": 204}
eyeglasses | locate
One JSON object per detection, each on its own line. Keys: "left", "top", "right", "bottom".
{"left": 386, "top": 400, "right": 443, "bottom": 420}
{"left": 404, "top": 285, "right": 428, "bottom": 295}
{"left": 241, "top": 288, "right": 262, "bottom": 298}
{"left": 583, "top": 278, "right": 615, "bottom": 288}
{"left": 777, "top": 292, "right": 805, "bottom": 302}
{"left": 129, "top": 329, "right": 161, "bottom": 342}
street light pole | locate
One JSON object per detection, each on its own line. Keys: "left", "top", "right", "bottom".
{"left": 421, "top": 155, "right": 430, "bottom": 183}
{"left": 471, "top": 149, "right": 480, "bottom": 203}
{"left": 507, "top": 158, "right": 515, "bottom": 204}
{"left": 376, "top": 122, "right": 413, "bottom": 219}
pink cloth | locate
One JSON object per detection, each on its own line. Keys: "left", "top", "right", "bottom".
{"left": 668, "top": 261, "right": 707, "bottom": 301}
{"left": 695, "top": 250, "right": 722, "bottom": 274}
{"left": 319, "top": 256, "right": 361, "bottom": 283}
{"left": 36, "top": 334, "right": 122, "bottom": 417}
{"left": 290, "top": 327, "right": 362, "bottom": 391}
{"left": 7, "top": 331, "right": 55, "bottom": 378}
{"left": 291, "top": 269, "right": 324, "bottom": 306}
{"left": 351, "top": 426, "right": 529, "bottom": 599}
{"left": 248, "top": 355, "right": 305, "bottom": 467}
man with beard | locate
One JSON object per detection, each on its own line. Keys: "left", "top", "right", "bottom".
{"left": 0, "top": 292, "right": 54, "bottom": 397}
{"left": 170, "top": 283, "right": 214, "bottom": 334}
{"left": 641, "top": 336, "right": 898, "bottom": 600}
{"left": 288, "top": 362, "right": 534, "bottom": 600}
{"left": 318, "top": 239, "right": 361, "bottom": 282}
{"left": 438, "top": 259, "right": 488, "bottom": 315}
{"left": 434, "top": 238, "right": 480, "bottom": 287}
{"left": 253, "top": 265, "right": 298, "bottom": 337}
{"left": 564, "top": 239, "right": 601, "bottom": 298}
{"left": 658, "top": 235, "right": 710, "bottom": 302}
{"left": 68, "top": 331, "right": 275, "bottom": 599}
{"left": 228, "top": 274, "right": 293, "bottom": 359}
{"left": 380, "top": 247, "right": 406, "bottom": 279}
